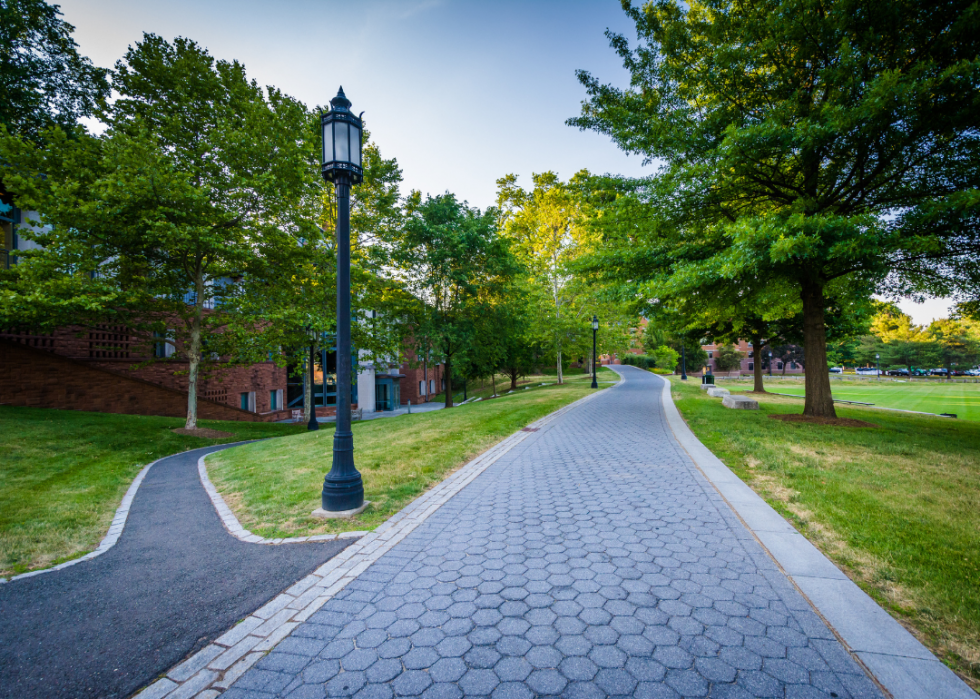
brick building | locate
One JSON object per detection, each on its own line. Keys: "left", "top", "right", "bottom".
{"left": 702, "top": 339, "right": 804, "bottom": 376}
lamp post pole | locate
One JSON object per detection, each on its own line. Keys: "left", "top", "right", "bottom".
{"left": 768, "top": 350, "right": 773, "bottom": 378}
{"left": 591, "top": 315, "right": 599, "bottom": 389}
{"left": 308, "top": 334, "right": 319, "bottom": 431}
{"left": 316, "top": 87, "right": 365, "bottom": 515}
{"left": 680, "top": 342, "right": 688, "bottom": 380}
{"left": 876, "top": 353, "right": 880, "bottom": 383}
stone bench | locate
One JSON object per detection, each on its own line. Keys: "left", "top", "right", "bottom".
{"left": 722, "top": 395, "right": 759, "bottom": 410}
{"left": 706, "top": 387, "right": 730, "bottom": 398}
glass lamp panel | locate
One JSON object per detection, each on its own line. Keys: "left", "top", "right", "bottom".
{"left": 334, "top": 121, "right": 350, "bottom": 163}
{"left": 322, "top": 121, "right": 330, "bottom": 164}
{"left": 351, "top": 124, "right": 361, "bottom": 168}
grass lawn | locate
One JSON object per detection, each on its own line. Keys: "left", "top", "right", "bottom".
{"left": 206, "top": 368, "right": 616, "bottom": 540}
{"left": 668, "top": 377, "right": 980, "bottom": 688}
{"left": 758, "top": 378, "right": 980, "bottom": 421}
{"left": 0, "top": 407, "right": 305, "bottom": 578}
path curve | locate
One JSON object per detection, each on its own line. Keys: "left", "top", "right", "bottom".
{"left": 219, "top": 366, "right": 885, "bottom": 699}
{"left": 0, "top": 443, "right": 351, "bottom": 699}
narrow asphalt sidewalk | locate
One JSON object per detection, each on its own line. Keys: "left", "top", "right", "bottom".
{"left": 0, "top": 443, "right": 350, "bottom": 699}
{"left": 220, "top": 367, "right": 885, "bottom": 698}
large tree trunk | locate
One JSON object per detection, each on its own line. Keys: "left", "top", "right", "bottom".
{"left": 556, "top": 348, "right": 563, "bottom": 385}
{"left": 801, "top": 279, "right": 837, "bottom": 418}
{"left": 752, "top": 336, "right": 765, "bottom": 393}
{"left": 491, "top": 372, "right": 498, "bottom": 397}
{"left": 185, "top": 272, "right": 205, "bottom": 429}
{"left": 510, "top": 368, "right": 518, "bottom": 391}
{"left": 303, "top": 351, "right": 313, "bottom": 422}
{"left": 444, "top": 351, "right": 453, "bottom": 408}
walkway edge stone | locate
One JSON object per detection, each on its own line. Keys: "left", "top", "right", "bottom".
{"left": 142, "top": 376, "right": 622, "bottom": 698}
{"left": 659, "top": 375, "right": 974, "bottom": 699}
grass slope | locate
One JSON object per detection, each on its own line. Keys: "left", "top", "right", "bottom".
{"left": 0, "top": 407, "right": 304, "bottom": 577}
{"left": 768, "top": 379, "right": 980, "bottom": 421}
{"left": 207, "top": 368, "right": 615, "bottom": 539}
{"left": 669, "top": 378, "right": 980, "bottom": 688}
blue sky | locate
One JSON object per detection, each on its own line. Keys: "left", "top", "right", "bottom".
{"left": 57, "top": 0, "right": 953, "bottom": 324}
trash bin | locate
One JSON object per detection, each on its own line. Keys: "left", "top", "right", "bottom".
{"left": 701, "top": 374, "right": 715, "bottom": 386}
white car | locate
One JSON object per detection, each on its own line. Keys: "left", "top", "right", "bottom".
{"left": 855, "top": 368, "right": 881, "bottom": 376}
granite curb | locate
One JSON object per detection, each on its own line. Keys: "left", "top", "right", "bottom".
{"left": 139, "top": 375, "right": 623, "bottom": 698}
{"left": 660, "top": 376, "right": 974, "bottom": 699}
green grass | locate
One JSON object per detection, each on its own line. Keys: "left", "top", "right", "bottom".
{"left": 206, "top": 368, "right": 616, "bottom": 539}
{"left": 749, "top": 377, "right": 980, "bottom": 421}
{"left": 668, "top": 377, "right": 980, "bottom": 687}
{"left": 0, "top": 407, "right": 305, "bottom": 577}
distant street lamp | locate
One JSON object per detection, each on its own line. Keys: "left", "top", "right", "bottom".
{"left": 680, "top": 342, "right": 688, "bottom": 381}
{"left": 591, "top": 315, "right": 599, "bottom": 389}
{"left": 768, "top": 350, "right": 773, "bottom": 378}
{"left": 876, "top": 353, "right": 880, "bottom": 382}
{"left": 307, "top": 326, "right": 320, "bottom": 432}
{"left": 318, "top": 87, "right": 365, "bottom": 514}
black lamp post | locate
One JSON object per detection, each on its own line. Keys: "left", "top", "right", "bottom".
{"left": 307, "top": 327, "right": 320, "bottom": 432}
{"left": 591, "top": 315, "right": 599, "bottom": 389}
{"left": 680, "top": 342, "right": 688, "bottom": 380}
{"left": 317, "top": 87, "right": 365, "bottom": 514}
{"left": 876, "top": 353, "right": 880, "bottom": 382}
{"left": 768, "top": 350, "right": 773, "bottom": 378}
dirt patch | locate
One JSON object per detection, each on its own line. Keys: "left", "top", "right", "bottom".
{"left": 769, "top": 414, "right": 877, "bottom": 428}
{"left": 171, "top": 427, "right": 235, "bottom": 439}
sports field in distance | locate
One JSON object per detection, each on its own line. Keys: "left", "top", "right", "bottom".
{"left": 760, "top": 379, "right": 980, "bottom": 421}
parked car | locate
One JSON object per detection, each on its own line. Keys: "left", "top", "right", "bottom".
{"left": 855, "top": 368, "right": 881, "bottom": 376}
{"left": 967, "top": 368, "right": 980, "bottom": 376}
{"left": 829, "top": 367, "right": 843, "bottom": 374}
{"left": 929, "top": 368, "right": 948, "bottom": 376}
{"left": 887, "top": 368, "right": 909, "bottom": 376}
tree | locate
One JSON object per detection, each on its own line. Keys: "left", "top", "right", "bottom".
{"left": 392, "top": 192, "right": 518, "bottom": 408}
{"left": 650, "top": 345, "right": 679, "bottom": 372}
{"left": 927, "top": 319, "right": 976, "bottom": 376}
{"left": 498, "top": 172, "right": 595, "bottom": 384}
{"left": 713, "top": 344, "right": 744, "bottom": 373}
{"left": 569, "top": 0, "right": 980, "bottom": 417}
{"left": 0, "top": 34, "right": 313, "bottom": 428}
{"left": 0, "top": 0, "right": 108, "bottom": 141}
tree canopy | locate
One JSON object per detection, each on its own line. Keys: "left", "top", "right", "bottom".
{"left": 569, "top": 0, "right": 980, "bottom": 417}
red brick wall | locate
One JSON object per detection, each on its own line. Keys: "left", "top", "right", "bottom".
{"left": 0, "top": 325, "right": 287, "bottom": 412}
{"left": 0, "top": 339, "right": 282, "bottom": 421}
{"left": 398, "top": 359, "right": 444, "bottom": 405}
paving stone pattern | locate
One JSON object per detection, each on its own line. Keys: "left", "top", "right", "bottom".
{"left": 223, "top": 370, "right": 882, "bottom": 698}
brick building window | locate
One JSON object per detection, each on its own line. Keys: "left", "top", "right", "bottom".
{"left": 707, "top": 351, "right": 713, "bottom": 358}
{"left": 270, "top": 389, "right": 281, "bottom": 410}
{"left": 240, "top": 392, "right": 256, "bottom": 412}
{"left": 778, "top": 362, "right": 784, "bottom": 370}
{"left": 419, "top": 380, "right": 425, "bottom": 395}
{"left": 429, "top": 379, "right": 435, "bottom": 394}
{"left": 441, "top": 378, "right": 445, "bottom": 390}
{"left": 748, "top": 362, "right": 754, "bottom": 370}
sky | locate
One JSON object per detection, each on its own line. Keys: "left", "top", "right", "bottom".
{"left": 56, "top": 0, "right": 954, "bottom": 325}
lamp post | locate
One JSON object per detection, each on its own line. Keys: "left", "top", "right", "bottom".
{"left": 591, "top": 315, "right": 599, "bottom": 389}
{"left": 680, "top": 342, "right": 688, "bottom": 380}
{"left": 307, "top": 327, "right": 319, "bottom": 432}
{"left": 768, "top": 350, "right": 773, "bottom": 378}
{"left": 876, "top": 353, "right": 880, "bottom": 382}
{"left": 316, "top": 87, "right": 365, "bottom": 515}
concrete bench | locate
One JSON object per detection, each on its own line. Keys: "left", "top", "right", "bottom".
{"left": 707, "top": 387, "right": 730, "bottom": 398}
{"left": 722, "top": 395, "right": 759, "bottom": 410}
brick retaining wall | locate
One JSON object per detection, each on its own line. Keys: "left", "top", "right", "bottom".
{"left": 0, "top": 339, "right": 282, "bottom": 422}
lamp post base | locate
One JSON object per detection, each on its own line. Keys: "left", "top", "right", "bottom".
{"left": 591, "top": 377, "right": 598, "bottom": 389}
{"left": 312, "top": 501, "right": 371, "bottom": 519}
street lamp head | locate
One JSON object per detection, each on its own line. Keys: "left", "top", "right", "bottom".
{"left": 592, "top": 315, "right": 599, "bottom": 331}
{"left": 321, "top": 86, "right": 363, "bottom": 185}
{"left": 876, "top": 353, "right": 880, "bottom": 359}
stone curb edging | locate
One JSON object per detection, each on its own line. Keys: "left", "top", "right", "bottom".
{"left": 137, "top": 376, "right": 623, "bottom": 699}
{"left": 2, "top": 455, "right": 162, "bottom": 584}
{"left": 659, "top": 375, "right": 974, "bottom": 699}
{"left": 198, "top": 454, "right": 369, "bottom": 545}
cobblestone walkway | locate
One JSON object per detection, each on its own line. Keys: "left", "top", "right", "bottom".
{"left": 224, "top": 368, "right": 882, "bottom": 699}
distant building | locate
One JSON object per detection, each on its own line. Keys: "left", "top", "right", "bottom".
{"left": 702, "top": 339, "right": 804, "bottom": 376}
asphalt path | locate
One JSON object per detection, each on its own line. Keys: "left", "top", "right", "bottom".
{"left": 0, "top": 443, "right": 351, "bottom": 699}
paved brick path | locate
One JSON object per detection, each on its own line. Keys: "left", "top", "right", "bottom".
{"left": 223, "top": 368, "right": 882, "bottom": 698}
